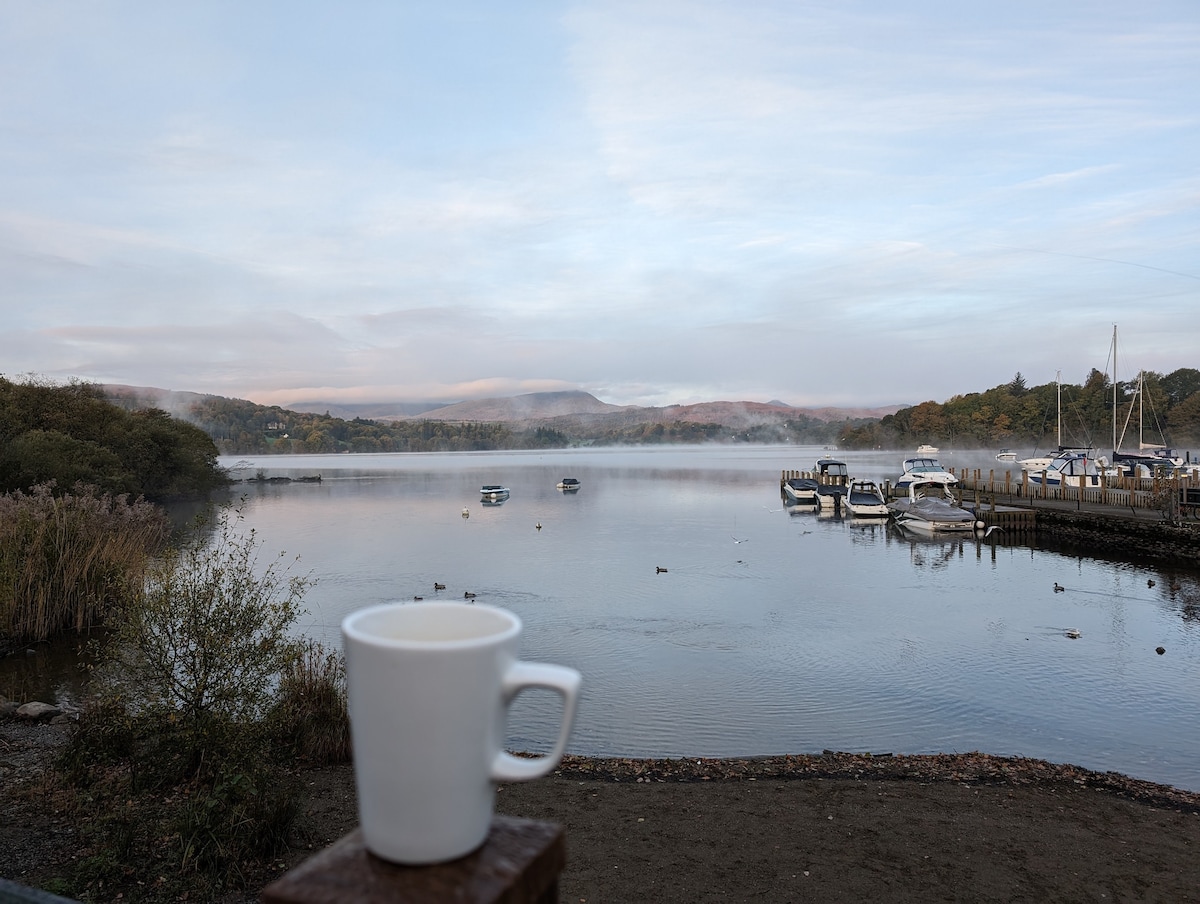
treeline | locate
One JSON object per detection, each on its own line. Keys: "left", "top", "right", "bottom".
{"left": 169, "top": 395, "right": 571, "bottom": 454}
{"left": 581, "top": 416, "right": 849, "bottom": 446}
{"left": 1, "top": 377, "right": 227, "bottom": 499}
{"left": 837, "top": 369, "right": 1200, "bottom": 451}
{"left": 126, "top": 394, "right": 854, "bottom": 454}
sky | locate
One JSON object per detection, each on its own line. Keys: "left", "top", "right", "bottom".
{"left": 1, "top": 2, "right": 1198, "bottom": 410}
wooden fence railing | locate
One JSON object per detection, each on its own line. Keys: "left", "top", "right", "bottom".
{"left": 950, "top": 467, "right": 1200, "bottom": 512}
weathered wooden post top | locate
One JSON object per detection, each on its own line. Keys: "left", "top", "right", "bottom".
{"left": 260, "top": 816, "right": 565, "bottom": 904}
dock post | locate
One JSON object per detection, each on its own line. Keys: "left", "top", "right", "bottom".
{"left": 260, "top": 817, "right": 566, "bottom": 904}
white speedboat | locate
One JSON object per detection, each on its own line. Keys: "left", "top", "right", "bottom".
{"left": 1018, "top": 453, "right": 1055, "bottom": 472}
{"left": 895, "top": 457, "right": 957, "bottom": 489}
{"left": 887, "top": 480, "right": 981, "bottom": 533}
{"left": 782, "top": 475, "right": 820, "bottom": 504}
{"left": 1025, "top": 451, "right": 1101, "bottom": 488}
{"left": 480, "top": 484, "right": 510, "bottom": 500}
{"left": 995, "top": 449, "right": 1017, "bottom": 462}
{"left": 916, "top": 444, "right": 940, "bottom": 455}
{"left": 844, "top": 480, "right": 889, "bottom": 517}
{"left": 556, "top": 477, "right": 581, "bottom": 491}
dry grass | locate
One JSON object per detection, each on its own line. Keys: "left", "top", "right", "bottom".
{"left": 0, "top": 483, "right": 169, "bottom": 653}
{"left": 273, "top": 639, "right": 351, "bottom": 766}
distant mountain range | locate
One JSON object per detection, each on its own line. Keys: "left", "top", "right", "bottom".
{"left": 105, "top": 386, "right": 904, "bottom": 431}
{"left": 285, "top": 390, "right": 904, "bottom": 428}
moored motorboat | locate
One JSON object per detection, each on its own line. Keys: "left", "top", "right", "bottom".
{"left": 814, "top": 458, "right": 850, "bottom": 510}
{"left": 1025, "top": 451, "right": 1101, "bottom": 488}
{"left": 844, "top": 480, "right": 889, "bottom": 517}
{"left": 557, "top": 477, "right": 582, "bottom": 491}
{"left": 917, "top": 444, "right": 939, "bottom": 455}
{"left": 480, "top": 484, "right": 510, "bottom": 500}
{"left": 782, "top": 475, "right": 820, "bottom": 505}
{"left": 995, "top": 449, "right": 1017, "bottom": 462}
{"left": 887, "top": 479, "right": 982, "bottom": 533}
{"left": 895, "top": 456, "right": 957, "bottom": 489}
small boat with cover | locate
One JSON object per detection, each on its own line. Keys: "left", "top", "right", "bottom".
{"left": 887, "top": 479, "right": 982, "bottom": 533}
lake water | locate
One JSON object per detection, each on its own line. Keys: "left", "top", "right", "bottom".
{"left": 8, "top": 445, "right": 1200, "bottom": 791}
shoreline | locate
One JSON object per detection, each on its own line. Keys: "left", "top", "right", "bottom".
{"left": 547, "top": 750, "right": 1200, "bottom": 811}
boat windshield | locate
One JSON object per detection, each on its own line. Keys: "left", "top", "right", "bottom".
{"left": 904, "top": 458, "right": 946, "bottom": 472}
{"left": 816, "top": 460, "right": 848, "bottom": 476}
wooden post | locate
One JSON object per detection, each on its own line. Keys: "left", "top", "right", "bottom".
{"left": 260, "top": 817, "right": 566, "bottom": 904}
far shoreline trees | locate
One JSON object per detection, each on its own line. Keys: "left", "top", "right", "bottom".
{"left": 840, "top": 369, "right": 1200, "bottom": 452}
{"left": 104, "top": 368, "right": 1200, "bottom": 456}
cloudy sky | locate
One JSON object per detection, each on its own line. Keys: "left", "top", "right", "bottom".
{"left": 2, "top": 2, "right": 1197, "bottom": 410}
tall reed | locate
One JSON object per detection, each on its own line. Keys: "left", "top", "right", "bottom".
{"left": 0, "top": 483, "right": 169, "bottom": 653}
{"left": 272, "top": 638, "right": 351, "bottom": 765}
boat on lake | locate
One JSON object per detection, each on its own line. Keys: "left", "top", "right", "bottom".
{"left": 1109, "top": 344, "right": 1189, "bottom": 474}
{"left": 887, "top": 479, "right": 981, "bottom": 533}
{"left": 1017, "top": 371, "right": 1099, "bottom": 473}
{"left": 782, "top": 475, "right": 820, "bottom": 504}
{"left": 1025, "top": 451, "right": 1102, "bottom": 488}
{"left": 844, "top": 480, "right": 889, "bottom": 517}
{"left": 917, "top": 444, "right": 939, "bottom": 455}
{"left": 896, "top": 457, "right": 958, "bottom": 489}
{"left": 556, "top": 477, "right": 581, "bottom": 491}
{"left": 995, "top": 449, "right": 1017, "bottom": 462}
{"left": 814, "top": 459, "right": 850, "bottom": 510}
{"left": 480, "top": 484, "right": 510, "bottom": 500}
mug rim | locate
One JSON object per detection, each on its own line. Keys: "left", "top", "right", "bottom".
{"left": 341, "top": 601, "right": 521, "bottom": 649}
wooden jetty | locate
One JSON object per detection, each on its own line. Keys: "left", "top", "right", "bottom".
{"left": 780, "top": 465, "right": 1200, "bottom": 542}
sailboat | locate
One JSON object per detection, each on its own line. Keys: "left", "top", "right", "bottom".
{"left": 1109, "top": 326, "right": 1187, "bottom": 474}
{"left": 1018, "top": 374, "right": 1095, "bottom": 473}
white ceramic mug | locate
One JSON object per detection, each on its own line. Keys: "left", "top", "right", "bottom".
{"left": 341, "top": 601, "right": 582, "bottom": 864}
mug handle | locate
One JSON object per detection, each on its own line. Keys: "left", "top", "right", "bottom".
{"left": 490, "top": 660, "right": 582, "bottom": 782}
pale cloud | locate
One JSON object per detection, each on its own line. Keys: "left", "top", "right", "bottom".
{"left": 0, "top": 1, "right": 1197, "bottom": 409}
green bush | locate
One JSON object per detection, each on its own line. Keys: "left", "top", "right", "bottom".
{"left": 58, "top": 505, "right": 319, "bottom": 897}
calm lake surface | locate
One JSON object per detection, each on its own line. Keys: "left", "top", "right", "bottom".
{"left": 10, "top": 446, "right": 1200, "bottom": 791}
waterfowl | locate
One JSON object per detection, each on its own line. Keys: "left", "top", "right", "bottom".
{"left": 656, "top": 567, "right": 668, "bottom": 574}
{"left": 464, "top": 591, "right": 477, "bottom": 599}
{"left": 1156, "top": 646, "right": 1166, "bottom": 655}
{"left": 1065, "top": 628, "right": 1081, "bottom": 639}
{"left": 536, "top": 522, "right": 542, "bottom": 531}
{"left": 1053, "top": 583, "right": 1065, "bottom": 593}
{"left": 1148, "top": 579, "right": 1156, "bottom": 588}
{"left": 434, "top": 582, "right": 446, "bottom": 590}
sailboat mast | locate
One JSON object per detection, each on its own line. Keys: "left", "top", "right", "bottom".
{"left": 1111, "top": 324, "right": 1117, "bottom": 454}
{"left": 1056, "top": 371, "right": 1062, "bottom": 448}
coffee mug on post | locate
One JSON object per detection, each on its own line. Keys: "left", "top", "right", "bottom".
{"left": 341, "top": 601, "right": 582, "bottom": 864}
